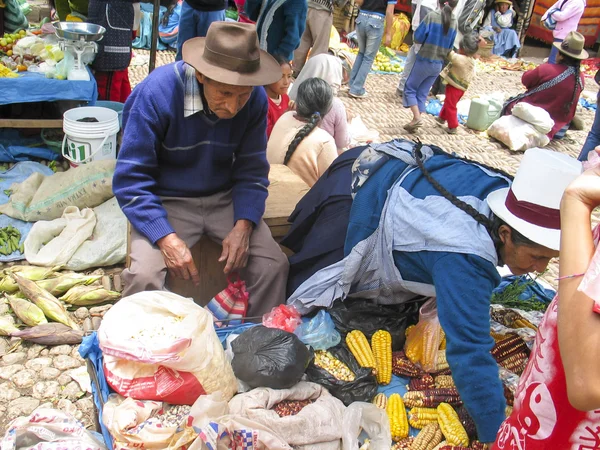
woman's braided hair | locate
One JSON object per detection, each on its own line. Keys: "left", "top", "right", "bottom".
{"left": 412, "top": 140, "right": 537, "bottom": 249}
{"left": 284, "top": 78, "right": 333, "bottom": 166}
{"left": 559, "top": 52, "right": 583, "bottom": 115}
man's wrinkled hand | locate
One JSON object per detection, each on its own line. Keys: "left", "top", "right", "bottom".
{"left": 219, "top": 220, "right": 252, "bottom": 274}
{"left": 157, "top": 233, "right": 200, "bottom": 285}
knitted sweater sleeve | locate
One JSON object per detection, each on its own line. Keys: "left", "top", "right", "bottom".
{"left": 113, "top": 84, "right": 173, "bottom": 244}
{"left": 273, "top": 0, "right": 307, "bottom": 59}
{"left": 431, "top": 253, "right": 507, "bottom": 443}
{"left": 413, "top": 14, "right": 431, "bottom": 44}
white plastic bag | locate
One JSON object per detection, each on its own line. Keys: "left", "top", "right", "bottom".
{"left": 24, "top": 206, "right": 96, "bottom": 266}
{"left": 487, "top": 115, "right": 550, "bottom": 151}
{"left": 342, "top": 402, "right": 391, "bottom": 450}
{"left": 511, "top": 102, "right": 555, "bottom": 134}
{"left": 99, "top": 291, "right": 237, "bottom": 405}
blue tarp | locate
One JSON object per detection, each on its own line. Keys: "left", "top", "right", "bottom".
{"left": 493, "top": 274, "right": 556, "bottom": 304}
{"left": 0, "top": 68, "right": 97, "bottom": 106}
{"left": 0, "top": 161, "right": 54, "bottom": 262}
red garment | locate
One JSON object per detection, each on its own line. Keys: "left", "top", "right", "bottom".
{"left": 504, "top": 63, "right": 584, "bottom": 139}
{"left": 439, "top": 84, "right": 465, "bottom": 129}
{"left": 95, "top": 69, "right": 132, "bottom": 103}
{"left": 492, "top": 296, "right": 600, "bottom": 450}
{"left": 266, "top": 93, "right": 289, "bottom": 138}
{"left": 233, "top": 0, "right": 255, "bottom": 23}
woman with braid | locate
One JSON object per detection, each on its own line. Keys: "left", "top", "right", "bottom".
{"left": 503, "top": 31, "right": 586, "bottom": 139}
{"left": 267, "top": 78, "right": 338, "bottom": 187}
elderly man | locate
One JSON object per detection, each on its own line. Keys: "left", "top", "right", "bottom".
{"left": 113, "top": 21, "right": 289, "bottom": 315}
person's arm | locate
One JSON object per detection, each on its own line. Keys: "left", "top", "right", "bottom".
{"left": 521, "top": 65, "right": 541, "bottom": 89}
{"left": 413, "top": 14, "right": 431, "bottom": 44}
{"left": 316, "top": 138, "right": 339, "bottom": 179}
{"left": 431, "top": 253, "right": 507, "bottom": 444}
{"left": 384, "top": 2, "right": 396, "bottom": 47}
{"left": 273, "top": 0, "right": 307, "bottom": 60}
{"left": 551, "top": 0, "right": 584, "bottom": 21}
{"left": 558, "top": 160, "right": 600, "bottom": 410}
{"left": 541, "top": 0, "right": 560, "bottom": 20}
{"left": 331, "top": 98, "right": 350, "bottom": 151}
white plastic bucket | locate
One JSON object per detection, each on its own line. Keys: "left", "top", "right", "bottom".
{"left": 62, "top": 106, "right": 120, "bottom": 168}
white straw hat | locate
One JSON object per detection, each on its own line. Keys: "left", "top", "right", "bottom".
{"left": 487, "top": 148, "right": 582, "bottom": 251}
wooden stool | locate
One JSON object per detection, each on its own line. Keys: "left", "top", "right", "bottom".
{"left": 126, "top": 165, "right": 309, "bottom": 306}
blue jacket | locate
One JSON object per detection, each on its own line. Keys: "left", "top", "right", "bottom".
{"left": 246, "top": 0, "right": 307, "bottom": 61}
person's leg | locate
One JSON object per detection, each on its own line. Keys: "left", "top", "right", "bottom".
{"left": 349, "top": 16, "right": 366, "bottom": 87}
{"left": 397, "top": 45, "right": 417, "bottom": 95}
{"left": 202, "top": 190, "right": 289, "bottom": 316}
{"left": 122, "top": 196, "right": 206, "bottom": 296}
{"left": 443, "top": 84, "right": 464, "bottom": 129}
{"left": 548, "top": 38, "right": 561, "bottom": 64}
{"left": 196, "top": 9, "right": 226, "bottom": 37}
{"left": 413, "top": 60, "right": 441, "bottom": 113}
{"left": 349, "top": 15, "right": 385, "bottom": 96}
{"left": 578, "top": 104, "right": 600, "bottom": 161}
{"left": 175, "top": 1, "right": 197, "bottom": 61}
{"left": 292, "top": 9, "right": 314, "bottom": 75}
{"left": 309, "top": 9, "right": 333, "bottom": 58}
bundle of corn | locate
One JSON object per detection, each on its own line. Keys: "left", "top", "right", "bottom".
{"left": 392, "top": 351, "right": 422, "bottom": 378}
{"left": 346, "top": 330, "right": 376, "bottom": 369}
{"left": 411, "top": 423, "right": 443, "bottom": 450}
{"left": 314, "top": 350, "right": 356, "bottom": 381}
{"left": 0, "top": 265, "right": 60, "bottom": 293}
{"left": 409, "top": 374, "right": 435, "bottom": 391}
{"left": 437, "top": 403, "right": 469, "bottom": 447}
{"left": 491, "top": 308, "right": 537, "bottom": 331}
{"left": 454, "top": 406, "right": 478, "bottom": 441}
{"left": 498, "top": 351, "right": 528, "bottom": 375}
{"left": 491, "top": 334, "right": 530, "bottom": 376}
{"left": 391, "top": 437, "right": 414, "bottom": 449}
{"left": 36, "top": 273, "right": 102, "bottom": 296}
{"left": 11, "top": 273, "right": 79, "bottom": 330}
{"left": 11, "top": 322, "right": 83, "bottom": 345}
{"left": 403, "top": 389, "right": 462, "bottom": 408}
{"left": 435, "top": 351, "right": 450, "bottom": 372}
{"left": 372, "top": 330, "right": 392, "bottom": 385}
{"left": 7, "top": 295, "right": 47, "bottom": 326}
{"left": 387, "top": 393, "right": 409, "bottom": 442}
{"left": 60, "top": 285, "right": 120, "bottom": 306}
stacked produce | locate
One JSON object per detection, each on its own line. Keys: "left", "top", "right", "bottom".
{"left": 0, "top": 265, "right": 121, "bottom": 344}
{"left": 0, "top": 29, "right": 27, "bottom": 57}
{"left": 0, "top": 225, "right": 24, "bottom": 256}
{"left": 348, "top": 46, "right": 404, "bottom": 73}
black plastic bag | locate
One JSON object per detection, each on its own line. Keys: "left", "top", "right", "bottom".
{"left": 231, "top": 325, "right": 312, "bottom": 389}
{"left": 329, "top": 298, "right": 421, "bottom": 351}
{"left": 305, "top": 345, "right": 377, "bottom": 406}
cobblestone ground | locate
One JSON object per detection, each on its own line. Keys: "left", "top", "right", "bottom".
{"left": 1, "top": 48, "right": 597, "bottom": 435}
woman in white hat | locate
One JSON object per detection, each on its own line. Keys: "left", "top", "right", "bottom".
{"left": 289, "top": 142, "right": 581, "bottom": 444}
{"left": 482, "top": 0, "right": 521, "bottom": 57}
{"left": 503, "top": 31, "right": 586, "bottom": 140}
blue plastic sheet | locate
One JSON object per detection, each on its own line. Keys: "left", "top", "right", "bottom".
{"left": 426, "top": 98, "right": 467, "bottom": 124}
{"left": 0, "top": 69, "right": 97, "bottom": 106}
{"left": 493, "top": 274, "right": 556, "bottom": 304}
{"left": 0, "top": 161, "right": 54, "bottom": 262}
{"left": 79, "top": 333, "right": 113, "bottom": 449}
{"left": 580, "top": 97, "right": 598, "bottom": 111}
{"left": 0, "top": 145, "right": 60, "bottom": 163}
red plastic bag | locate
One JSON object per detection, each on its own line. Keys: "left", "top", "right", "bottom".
{"left": 205, "top": 273, "right": 249, "bottom": 326}
{"left": 262, "top": 304, "right": 302, "bottom": 333}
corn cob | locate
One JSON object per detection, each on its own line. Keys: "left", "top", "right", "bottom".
{"left": 433, "top": 367, "right": 452, "bottom": 376}
{"left": 437, "top": 403, "right": 469, "bottom": 447}
{"left": 491, "top": 334, "right": 529, "bottom": 362}
{"left": 59, "top": 285, "right": 121, "bottom": 306}
{"left": 410, "top": 423, "right": 443, "bottom": 450}
{"left": 372, "top": 330, "right": 392, "bottom": 385}
{"left": 408, "top": 407, "right": 438, "bottom": 429}
{"left": 439, "top": 334, "right": 446, "bottom": 350}
{"left": 454, "top": 407, "right": 477, "bottom": 441}
{"left": 393, "top": 351, "right": 422, "bottom": 378}
{"left": 0, "top": 265, "right": 60, "bottom": 293}
{"left": 314, "top": 350, "right": 356, "bottom": 381}
{"left": 372, "top": 393, "right": 388, "bottom": 409}
{"left": 11, "top": 273, "right": 79, "bottom": 330}
{"left": 438, "top": 446, "right": 471, "bottom": 450}
{"left": 505, "top": 405, "right": 513, "bottom": 418}
{"left": 36, "top": 273, "right": 102, "bottom": 296}
{"left": 421, "top": 325, "right": 443, "bottom": 371}
{"left": 499, "top": 351, "right": 528, "bottom": 375}
{"left": 405, "top": 325, "right": 416, "bottom": 337}
{"left": 0, "top": 314, "right": 18, "bottom": 336}
{"left": 490, "top": 331, "right": 509, "bottom": 342}
{"left": 403, "top": 389, "right": 462, "bottom": 408}
{"left": 405, "top": 328, "right": 423, "bottom": 364}
{"left": 7, "top": 295, "right": 47, "bottom": 326}
{"left": 387, "top": 393, "right": 409, "bottom": 442}
{"left": 513, "top": 318, "right": 537, "bottom": 331}
{"left": 435, "top": 350, "right": 449, "bottom": 372}
{"left": 392, "top": 437, "right": 414, "bottom": 450}
{"left": 431, "top": 442, "right": 449, "bottom": 450}
{"left": 346, "top": 330, "right": 376, "bottom": 369}
{"left": 409, "top": 374, "right": 435, "bottom": 391}
{"left": 10, "top": 323, "right": 84, "bottom": 345}
{"left": 434, "top": 375, "right": 455, "bottom": 389}
{"left": 503, "top": 384, "right": 515, "bottom": 406}
{"left": 470, "top": 441, "right": 490, "bottom": 450}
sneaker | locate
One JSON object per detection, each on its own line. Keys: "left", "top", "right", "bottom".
{"left": 446, "top": 127, "right": 457, "bottom": 135}
{"left": 348, "top": 91, "right": 368, "bottom": 99}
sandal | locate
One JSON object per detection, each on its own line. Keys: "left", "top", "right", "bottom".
{"left": 403, "top": 120, "right": 423, "bottom": 132}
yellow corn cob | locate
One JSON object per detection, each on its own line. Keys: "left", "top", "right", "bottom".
{"left": 392, "top": 437, "right": 414, "bottom": 450}
{"left": 505, "top": 405, "right": 513, "bottom": 418}
{"left": 314, "top": 350, "right": 356, "bottom": 381}
{"left": 408, "top": 407, "right": 438, "bottom": 429}
{"left": 434, "top": 375, "right": 455, "bottom": 389}
{"left": 435, "top": 350, "right": 449, "bottom": 372}
{"left": 346, "top": 330, "right": 376, "bottom": 368}
{"left": 371, "top": 330, "right": 392, "bottom": 384}
{"left": 0, "top": 266, "right": 59, "bottom": 293}
{"left": 437, "top": 403, "right": 469, "bottom": 447}
{"left": 387, "top": 393, "right": 409, "bottom": 442}
{"left": 421, "top": 325, "right": 442, "bottom": 370}
{"left": 410, "top": 423, "right": 443, "bottom": 450}
{"left": 514, "top": 318, "right": 538, "bottom": 331}
{"left": 59, "top": 285, "right": 120, "bottom": 306}
{"left": 7, "top": 295, "right": 47, "bottom": 327}
{"left": 439, "top": 334, "right": 446, "bottom": 350}
{"left": 405, "top": 325, "right": 416, "bottom": 338}
{"left": 372, "top": 393, "right": 387, "bottom": 409}
{"left": 0, "top": 315, "right": 18, "bottom": 336}
{"left": 431, "top": 442, "right": 449, "bottom": 450}
{"left": 36, "top": 273, "right": 102, "bottom": 296}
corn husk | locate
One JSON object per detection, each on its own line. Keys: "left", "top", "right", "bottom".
{"left": 11, "top": 323, "right": 83, "bottom": 345}
{"left": 11, "top": 273, "right": 79, "bottom": 330}
{"left": 7, "top": 295, "right": 48, "bottom": 327}
{"left": 0, "top": 266, "right": 61, "bottom": 293}
{"left": 36, "top": 273, "right": 102, "bottom": 296}
{"left": 60, "top": 285, "right": 121, "bottom": 306}
{"left": 0, "top": 314, "right": 18, "bottom": 336}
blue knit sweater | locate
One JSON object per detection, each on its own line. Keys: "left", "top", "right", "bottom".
{"left": 113, "top": 62, "right": 270, "bottom": 244}
{"left": 345, "top": 154, "right": 508, "bottom": 443}
{"left": 414, "top": 10, "right": 457, "bottom": 63}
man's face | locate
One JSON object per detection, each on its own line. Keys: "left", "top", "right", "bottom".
{"left": 196, "top": 73, "right": 254, "bottom": 119}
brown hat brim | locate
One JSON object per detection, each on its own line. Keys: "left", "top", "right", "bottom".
{"left": 182, "top": 38, "right": 283, "bottom": 86}
{"left": 495, "top": 0, "right": 512, "bottom": 5}
{"left": 553, "top": 41, "right": 589, "bottom": 60}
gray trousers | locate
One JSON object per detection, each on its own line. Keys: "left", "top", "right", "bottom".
{"left": 123, "top": 190, "right": 289, "bottom": 316}
{"left": 293, "top": 7, "right": 334, "bottom": 75}
{"left": 397, "top": 4, "right": 432, "bottom": 94}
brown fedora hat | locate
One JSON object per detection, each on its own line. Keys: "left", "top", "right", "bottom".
{"left": 554, "top": 31, "right": 589, "bottom": 60}
{"left": 182, "top": 22, "right": 282, "bottom": 86}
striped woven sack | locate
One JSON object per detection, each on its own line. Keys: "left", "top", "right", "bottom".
{"left": 205, "top": 273, "right": 249, "bottom": 326}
